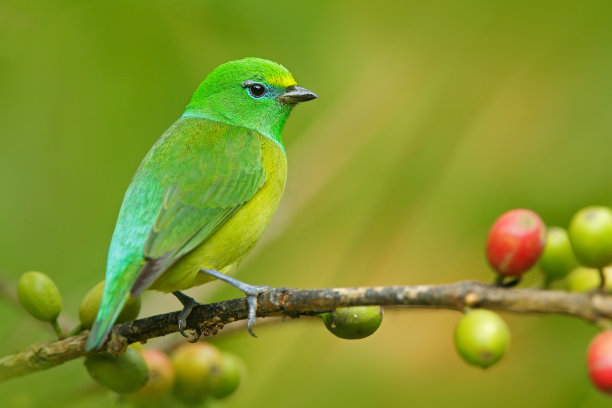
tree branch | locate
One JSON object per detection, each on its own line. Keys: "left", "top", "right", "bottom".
{"left": 2, "top": 281, "right": 611, "bottom": 382}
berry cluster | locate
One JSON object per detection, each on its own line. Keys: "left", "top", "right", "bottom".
{"left": 15, "top": 272, "right": 384, "bottom": 403}
{"left": 16, "top": 275, "right": 248, "bottom": 404}
{"left": 469, "top": 206, "right": 612, "bottom": 395}
{"left": 85, "top": 342, "right": 245, "bottom": 405}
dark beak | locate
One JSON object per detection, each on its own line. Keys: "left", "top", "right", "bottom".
{"left": 277, "top": 85, "right": 318, "bottom": 104}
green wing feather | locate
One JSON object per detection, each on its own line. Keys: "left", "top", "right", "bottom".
{"left": 86, "top": 116, "right": 266, "bottom": 350}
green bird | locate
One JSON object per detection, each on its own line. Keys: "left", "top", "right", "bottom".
{"left": 86, "top": 58, "right": 317, "bottom": 351}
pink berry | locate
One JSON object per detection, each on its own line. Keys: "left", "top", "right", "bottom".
{"left": 486, "top": 209, "right": 546, "bottom": 276}
{"left": 587, "top": 331, "right": 612, "bottom": 394}
{"left": 128, "top": 349, "right": 175, "bottom": 403}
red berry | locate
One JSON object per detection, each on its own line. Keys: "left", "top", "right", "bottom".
{"left": 587, "top": 331, "right": 612, "bottom": 394}
{"left": 486, "top": 209, "right": 546, "bottom": 276}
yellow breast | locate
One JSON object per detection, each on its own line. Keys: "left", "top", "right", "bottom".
{"left": 149, "top": 134, "right": 287, "bottom": 293}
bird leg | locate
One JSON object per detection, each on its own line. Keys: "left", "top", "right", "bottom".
{"left": 201, "top": 268, "right": 269, "bottom": 338}
{"left": 172, "top": 291, "right": 203, "bottom": 342}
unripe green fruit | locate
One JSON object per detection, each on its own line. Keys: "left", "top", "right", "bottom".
{"left": 211, "top": 352, "right": 246, "bottom": 399}
{"left": 127, "top": 349, "right": 175, "bottom": 404}
{"left": 321, "top": 306, "right": 383, "bottom": 340}
{"left": 85, "top": 346, "right": 149, "bottom": 394}
{"left": 171, "top": 342, "right": 222, "bottom": 402}
{"left": 569, "top": 206, "right": 612, "bottom": 268}
{"left": 454, "top": 309, "right": 510, "bottom": 369}
{"left": 564, "top": 267, "right": 612, "bottom": 292}
{"left": 17, "top": 271, "right": 62, "bottom": 322}
{"left": 539, "top": 227, "right": 576, "bottom": 281}
{"left": 79, "top": 281, "right": 141, "bottom": 329}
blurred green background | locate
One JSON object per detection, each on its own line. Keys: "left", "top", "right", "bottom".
{"left": 2, "top": 0, "right": 612, "bottom": 407}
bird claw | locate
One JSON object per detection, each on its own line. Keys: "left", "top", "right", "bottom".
{"left": 173, "top": 291, "right": 202, "bottom": 340}
{"left": 202, "top": 269, "right": 269, "bottom": 338}
{"left": 246, "top": 296, "right": 258, "bottom": 338}
{"left": 187, "top": 326, "right": 203, "bottom": 343}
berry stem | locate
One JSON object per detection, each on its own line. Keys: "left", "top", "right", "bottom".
{"left": 494, "top": 275, "right": 521, "bottom": 288}
{"left": 51, "top": 319, "right": 66, "bottom": 340}
{"left": 599, "top": 267, "right": 606, "bottom": 291}
{"left": 67, "top": 324, "right": 83, "bottom": 337}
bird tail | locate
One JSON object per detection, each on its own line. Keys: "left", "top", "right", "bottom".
{"left": 86, "top": 261, "right": 142, "bottom": 351}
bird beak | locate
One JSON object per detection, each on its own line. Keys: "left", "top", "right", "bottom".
{"left": 277, "top": 85, "right": 318, "bottom": 104}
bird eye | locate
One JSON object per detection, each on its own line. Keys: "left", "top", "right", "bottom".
{"left": 247, "top": 82, "right": 267, "bottom": 98}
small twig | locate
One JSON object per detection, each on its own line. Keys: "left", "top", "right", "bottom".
{"left": 1, "top": 281, "right": 612, "bottom": 382}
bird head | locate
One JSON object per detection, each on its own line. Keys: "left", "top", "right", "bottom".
{"left": 184, "top": 57, "right": 317, "bottom": 148}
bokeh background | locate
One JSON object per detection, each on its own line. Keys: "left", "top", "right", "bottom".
{"left": 2, "top": 0, "right": 612, "bottom": 407}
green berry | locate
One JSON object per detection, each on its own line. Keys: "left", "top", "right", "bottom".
{"left": 171, "top": 342, "right": 222, "bottom": 403}
{"left": 568, "top": 206, "right": 612, "bottom": 268}
{"left": 539, "top": 227, "right": 576, "bottom": 281}
{"left": 211, "top": 352, "right": 246, "bottom": 399}
{"left": 454, "top": 309, "right": 510, "bottom": 369}
{"left": 17, "top": 271, "right": 62, "bottom": 322}
{"left": 85, "top": 346, "right": 149, "bottom": 394}
{"left": 321, "top": 306, "right": 383, "bottom": 340}
{"left": 564, "top": 267, "right": 612, "bottom": 292}
{"left": 79, "top": 281, "right": 141, "bottom": 329}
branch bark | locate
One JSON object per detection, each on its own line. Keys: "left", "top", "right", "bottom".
{"left": 2, "top": 280, "right": 612, "bottom": 382}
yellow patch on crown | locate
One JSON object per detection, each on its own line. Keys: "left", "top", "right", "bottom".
{"left": 268, "top": 74, "right": 297, "bottom": 89}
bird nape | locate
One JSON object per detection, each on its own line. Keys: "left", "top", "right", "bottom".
{"left": 86, "top": 57, "right": 317, "bottom": 351}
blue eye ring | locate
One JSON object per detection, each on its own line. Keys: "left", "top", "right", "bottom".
{"left": 242, "top": 80, "right": 267, "bottom": 99}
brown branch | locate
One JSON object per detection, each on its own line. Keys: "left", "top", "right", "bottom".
{"left": 2, "top": 281, "right": 612, "bottom": 382}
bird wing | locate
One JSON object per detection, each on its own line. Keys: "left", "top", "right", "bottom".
{"left": 86, "top": 117, "right": 265, "bottom": 351}
{"left": 131, "top": 118, "right": 267, "bottom": 295}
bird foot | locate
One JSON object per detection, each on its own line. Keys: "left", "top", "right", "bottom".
{"left": 201, "top": 268, "right": 269, "bottom": 338}
{"left": 172, "top": 291, "right": 203, "bottom": 342}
